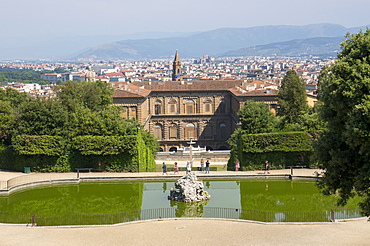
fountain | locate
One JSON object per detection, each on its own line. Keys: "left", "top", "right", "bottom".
{"left": 168, "top": 171, "right": 211, "bottom": 203}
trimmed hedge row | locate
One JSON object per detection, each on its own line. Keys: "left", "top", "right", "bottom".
{"left": 0, "top": 133, "right": 156, "bottom": 173}
{"left": 228, "top": 132, "right": 313, "bottom": 170}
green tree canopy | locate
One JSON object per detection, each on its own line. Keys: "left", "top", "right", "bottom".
{"left": 238, "top": 100, "right": 276, "bottom": 134}
{"left": 14, "top": 98, "right": 69, "bottom": 136}
{"left": 54, "top": 81, "right": 113, "bottom": 111}
{"left": 0, "top": 88, "right": 31, "bottom": 142}
{"left": 0, "top": 67, "right": 49, "bottom": 85}
{"left": 0, "top": 87, "right": 31, "bottom": 107}
{"left": 315, "top": 29, "right": 370, "bottom": 216}
{"left": 0, "top": 101, "right": 15, "bottom": 140}
{"left": 278, "top": 70, "right": 308, "bottom": 126}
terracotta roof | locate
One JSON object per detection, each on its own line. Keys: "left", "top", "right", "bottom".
{"left": 131, "top": 80, "right": 244, "bottom": 92}
{"left": 113, "top": 89, "right": 144, "bottom": 98}
{"left": 104, "top": 72, "right": 124, "bottom": 77}
{"left": 112, "top": 79, "right": 278, "bottom": 99}
{"left": 112, "top": 82, "right": 151, "bottom": 98}
{"left": 229, "top": 87, "right": 278, "bottom": 97}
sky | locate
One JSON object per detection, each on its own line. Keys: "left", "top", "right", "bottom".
{"left": 1, "top": 0, "right": 370, "bottom": 40}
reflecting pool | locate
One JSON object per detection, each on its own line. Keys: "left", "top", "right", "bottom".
{"left": 0, "top": 179, "right": 360, "bottom": 215}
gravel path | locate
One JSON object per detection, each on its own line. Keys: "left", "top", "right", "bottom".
{"left": 0, "top": 218, "right": 369, "bottom": 246}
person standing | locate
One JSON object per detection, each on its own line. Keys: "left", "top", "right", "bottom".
{"left": 235, "top": 159, "right": 240, "bottom": 172}
{"left": 162, "top": 162, "right": 168, "bottom": 175}
{"left": 200, "top": 158, "right": 205, "bottom": 172}
{"left": 174, "top": 162, "right": 179, "bottom": 174}
{"left": 205, "top": 159, "right": 210, "bottom": 174}
{"left": 264, "top": 161, "right": 270, "bottom": 174}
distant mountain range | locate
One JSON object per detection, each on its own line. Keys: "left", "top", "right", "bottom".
{"left": 0, "top": 32, "right": 195, "bottom": 60}
{"left": 0, "top": 23, "right": 368, "bottom": 60}
{"left": 74, "top": 23, "right": 368, "bottom": 60}
{"left": 220, "top": 36, "right": 345, "bottom": 57}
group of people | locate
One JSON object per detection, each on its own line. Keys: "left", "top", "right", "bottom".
{"left": 162, "top": 159, "right": 270, "bottom": 174}
{"left": 162, "top": 159, "right": 211, "bottom": 175}
{"left": 199, "top": 158, "right": 210, "bottom": 173}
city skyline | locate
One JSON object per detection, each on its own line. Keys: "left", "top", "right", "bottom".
{"left": 2, "top": 0, "right": 370, "bottom": 41}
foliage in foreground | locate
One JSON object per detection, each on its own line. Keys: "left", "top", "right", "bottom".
{"left": 315, "top": 29, "right": 370, "bottom": 216}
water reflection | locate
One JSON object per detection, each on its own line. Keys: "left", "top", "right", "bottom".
{"left": 0, "top": 182, "right": 143, "bottom": 217}
{"left": 170, "top": 200, "right": 209, "bottom": 217}
{"left": 0, "top": 179, "right": 361, "bottom": 218}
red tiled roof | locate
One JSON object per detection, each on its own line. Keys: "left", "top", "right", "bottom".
{"left": 131, "top": 80, "right": 243, "bottom": 92}
{"left": 104, "top": 72, "right": 124, "bottom": 77}
{"left": 112, "top": 82, "right": 151, "bottom": 98}
{"left": 229, "top": 87, "right": 278, "bottom": 97}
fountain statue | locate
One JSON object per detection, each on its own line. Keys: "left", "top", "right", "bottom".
{"left": 168, "top": 171, "right": 211, "bottom": 203}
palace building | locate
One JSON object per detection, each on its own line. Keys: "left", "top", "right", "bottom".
{"left": 112, "top": 51, "right": 278, "bottom": 151}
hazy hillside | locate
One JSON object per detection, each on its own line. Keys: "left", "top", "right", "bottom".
{"left": 0, "top": 32, "right": 195, "bottom": 60}
{"left": 220, "top": 36, "right": 345, "bottom": 57}
{"left": 75, "top": 23, "right": 356, "bottom": 60}
{"left": 1, "top": 23, "right": 368, "bottom": 60}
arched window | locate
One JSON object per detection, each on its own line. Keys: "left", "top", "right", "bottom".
{"left": 169, "top": 99, "right": 177, "bottom": 113}
{"left": 206, "top": 146, "right": 213, "bottom": 151}
{"left": 186, "top": 99, "right": 195, "bottom": 114}
{"left": 219, "top": 123, "right": 226, "bottom": 139}
{"left": 185, "top": 122, "right": 196, "bottom": 139}
{"left": 154, "top": 124, "right": 162, "bottom": 140}
{"left": 155, "top": 100, "right": 162, "bottom": 115}
{"left": 219, "top": 99, "right": 226, "bottom": 114}
{"left": 169, "top": 124, "right": 178, "bottom": 139}
{"left": 169, "top": 147, "right": 177, "bottom": 152}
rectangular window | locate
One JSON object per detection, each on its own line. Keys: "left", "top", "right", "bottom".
{"left": 170, "top": 127, "right": 177, "bottom": 138}
{"left": 188, "top": 130, "right": 194, "bottom": 139}
{"left": 205, "top": 104, "right": 210, "bottom": 112}
{"left": 187, "top": 105, "right": 193, "bottom": 114}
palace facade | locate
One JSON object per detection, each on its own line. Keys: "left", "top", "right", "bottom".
{"left": 112, "top": 51, "right": 278, "bottom": 151}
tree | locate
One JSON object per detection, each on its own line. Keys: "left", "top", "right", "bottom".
{"left": 0, "top": 88, "right": 31, "bottom": 142}
{"left": 15, "top": 98, "right": 69, "bottom": 136}
{"left": 228, "top": 100, "right": 277, "bottom": 168}
{"left": 238, "top": 100, "right": 276, "bottom": 134}
{"left": 315, "top": 29, "right": 370, "bottom": 216}
{"left": 0, "top": 67, "right": 49, "bottom": 85}
{"left": 0, "top": 87, "right": 31, "bottom": 108}
{"left": 54, "top": 81, "right": 113, "bottom": 111}
{"left": 278, "top": 70, "right": 308, "bottom": 127}
{"left": 0, "top": 101, "right": 15, "bottom": 141}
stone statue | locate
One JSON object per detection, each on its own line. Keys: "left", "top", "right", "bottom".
{"left": 186, "top": 161, "right": 191, "bottom": 174}
{"left": 168, "top": 172, "right": 211, "bottom": 203}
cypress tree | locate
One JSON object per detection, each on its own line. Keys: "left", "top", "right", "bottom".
{"left": 278, "top": 70, "right": 308, "bottom": 126}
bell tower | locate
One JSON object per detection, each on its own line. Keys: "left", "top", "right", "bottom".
{"left": 172, "top": 50, "right": 182, "bottom": 81}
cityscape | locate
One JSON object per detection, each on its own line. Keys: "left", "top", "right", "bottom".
{"left": 1, "top": 54, "right": 324, "bottom": 98}
{"left": 1, "top": 0, "right": 370, "bottom": 244}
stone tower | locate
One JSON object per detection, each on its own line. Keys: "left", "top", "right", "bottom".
{"left": 172, "top": 50, "right": 182, "bottom": 81}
